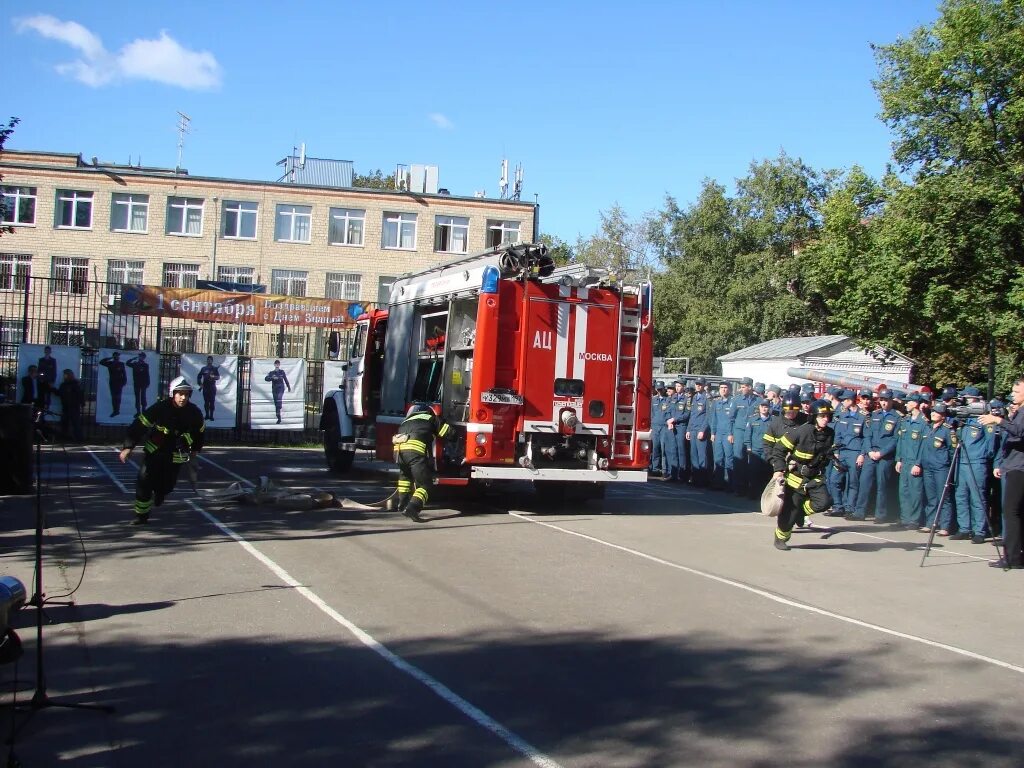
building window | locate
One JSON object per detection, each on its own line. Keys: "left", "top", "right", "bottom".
{"left": 56, "top": 190, "right": 93, "bottom": 229}
{"left": 217, "top": 265, "right": 255, "bottom": 285}
{"left": 50, "top": 256, "right": 88, "bottom": 295}
{"left": 160, "top": 327, "right": 196, "bottom": 354}
{"left": 1, "top": 186, "right": 37, "bottom": 226}
{"left": 377, "top": 275, "right": 397, "bottom": 304}
{"left": 223, "top": 200, "right": 258, "bottom": 239}
{"left": 435, "top": 215, "right": 469, "bottom": 254}
{"left": 162, "top": 262, "right": 200, "bottom": 289}
{"left": 48, "top": 321, "right": 87, "bottom": 347}
{"left": 325, "top": 272, "right": 361, "bottom": 301}
{"left": 487, "top": 219, "right": 521, "bottom": 248}
{"left": 328, "top": 208, "right": 365, "bottom": 246}
{"left": 212, "top": 329, "right": 247, "bottom": 355}
{"left": 0, "top": 253, "right": 31, "bottom": 292}
{"left": 271, "top": 269, "right": 307, "bottom": 297}
{"left": 111, "top": 193, "right": 149, "bottom": 233}
{"left": 274, "top": 204, "right": 312, "bottom": 243}
{"left": 0, "top": 319, "right": 26, "bottom": 355}
{"left": 166, "top": 196, "right": 204, "bottom": 236}
{"left": 382, "top": 212, "right": 416, "bottom": 250}
{"left": 106, "top": 259, "right": 144, "bottom": 292}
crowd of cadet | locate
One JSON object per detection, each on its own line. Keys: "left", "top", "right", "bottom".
{"left": 649, "top": 376, "right": 1014, "bottom": 554}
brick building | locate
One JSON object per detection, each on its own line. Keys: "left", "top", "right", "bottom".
{"left": 0, "top": 149, "right": 538, "bottom": 306}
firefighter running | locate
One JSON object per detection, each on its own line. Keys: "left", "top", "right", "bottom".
{"left": 767, "top": 397, "right": 836, "bottom": 550}
{"left": 393, "top": 402, "right": 453, "bottom": 522}
{"left": 118, "top": 376, "right": 206, "bottom": 525}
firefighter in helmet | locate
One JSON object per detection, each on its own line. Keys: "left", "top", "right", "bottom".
{"left": 771, "top": 398, "right": 836, "bottom": 550}
{"left": 118, "top": 376, "right": 205, "bottom": 525}
{"left": 393, "top": 402, "right": 453, "bottom": 522}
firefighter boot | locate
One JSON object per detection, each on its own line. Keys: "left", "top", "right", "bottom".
{"left": 396, "top": 492, "right": 411, "bottom": 514}
{"left": 402, "top": 496, "right": 425, "bottom": 523}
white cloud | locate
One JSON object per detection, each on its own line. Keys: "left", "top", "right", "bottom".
{"left": 428, "top": 113, "right": 455, "bottom": 130}
{"left": 15, "top": 14, "right": 222, "bottom": 91}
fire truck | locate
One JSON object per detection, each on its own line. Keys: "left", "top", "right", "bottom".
{"left": 320, "top": 243, "right": 654, "bottom": 498}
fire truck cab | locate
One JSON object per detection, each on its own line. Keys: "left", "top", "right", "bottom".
{"left": 321, "top": 243, "right": 653, "bottom": 495}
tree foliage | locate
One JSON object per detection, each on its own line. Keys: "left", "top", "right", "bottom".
{"left": 351, "top": 168, "right": 396, "bottom": 190}
{"left": 0, "top": 116, "right": 20, "bottom": 238}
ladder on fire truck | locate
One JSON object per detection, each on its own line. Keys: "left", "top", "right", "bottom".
{"left": 611, "top": 282, "right": 651, "bottom": 460}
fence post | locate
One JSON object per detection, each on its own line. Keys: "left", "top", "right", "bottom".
{"left": 21, "top": 275, "right": 30, "bottom": 342}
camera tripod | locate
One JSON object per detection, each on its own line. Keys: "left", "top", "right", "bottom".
{"left": 5, "top": 410, "right": 113, "bottom": 763}
{"left": 919, "top": 438, "right": 1003, "bottom": 567}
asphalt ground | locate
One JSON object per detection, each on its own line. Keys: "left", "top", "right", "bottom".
{"left": 1, "top": 444, "right": 1023, "bottom": 767}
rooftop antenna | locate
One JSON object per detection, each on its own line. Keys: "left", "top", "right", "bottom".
{"left": 175, "top": 111, "right": 191, "bottom": 172}
{"left": 499, "top": 158, "right": 509, "bottom": 199}
{"left": 512, "top": 163, "right": 523, "bottom": 201}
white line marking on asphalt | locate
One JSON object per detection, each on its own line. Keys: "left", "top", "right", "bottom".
{"left": 187, "top": 499, "right": 563, "bottom": 768}
{"left": 84, "top": 446, "right": 129, "bottom": 494}
{"left": 509, "top": 512, "right": 1024, "bottom": 676}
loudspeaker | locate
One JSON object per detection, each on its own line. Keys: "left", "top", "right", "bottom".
{"left": 0, "top": 404, "right": 34, "bottom": 495}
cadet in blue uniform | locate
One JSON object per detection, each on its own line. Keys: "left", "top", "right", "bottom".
{"left": 687, "top": 377, "right": 711, "bottom": 487}
{"left": 831, "top": 390, "right": 865, "bottom": 518}
{"left": 669, "top": 381, "right": 691, "bottom": 482}
{"left": 895, "top": 393, "right": 929, "bottom": 530}
{"left": 743, "top": 398, "right": 773, "bottom": 499}
{"left": 854, "top": 388, "right": 901, "bottom": 523}
{"left": 953, "top": 387, "right": 994, "bottom": 543}
{"left": 731, "top": 377, "right": 758, "bottom": 496}
{"left": 649, "top": 381, "right": 667, "bottom": 475}
{"left": 765, "top": 384, "right": 782, "bottom": 416}
{"left": 922, "top": 401, "right": 957, "bottom": 534}
{"left": 709, "top": 381, "right": 735, "bottom": 490}
{"left": 661, "top": 382, "right": 681, "bottom": 480}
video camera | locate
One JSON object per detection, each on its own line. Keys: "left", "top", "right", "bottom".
{"left": 945, "top": 399, "right": 987, "bottom": 419}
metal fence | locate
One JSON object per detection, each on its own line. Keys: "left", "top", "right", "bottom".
{"left": 0, "top": 276, "right": 358, "bottom": 443}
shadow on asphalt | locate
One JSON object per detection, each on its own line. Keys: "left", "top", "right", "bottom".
{"left": 0, "top": 623, "right": 1019, "bottom": 767}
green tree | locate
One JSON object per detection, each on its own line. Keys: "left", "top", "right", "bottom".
{"left": 0, "top": 117, "right": 21, "bottom": 238}
{"left": 537, "top": 233, "right": 574, "bottom": 265}
{"left": 871, "top": 0, "right": 1024, "bottom": 387}
{"left": 351, "top": 168, "right": 396, "bottom": 190}
{"left": 573, "top": 204, "right": 658, "bottom": 281}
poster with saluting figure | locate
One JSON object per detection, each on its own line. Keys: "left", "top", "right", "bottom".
{"left": 96, "top": 348, "right": 160, "bottom": 425}
{"left": 180, "top": 354, "right": 238, "bottom": 428}
{"left": 250, "top": 358, "right": 306, "bottom": 429}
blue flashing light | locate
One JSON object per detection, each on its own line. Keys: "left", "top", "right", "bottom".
{"left": 481, "top": 264, "right": 500, "bottom": 294}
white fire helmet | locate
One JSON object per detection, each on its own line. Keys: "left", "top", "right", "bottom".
{"left": 169, "top": 376, "right": 194, "bottom": 396}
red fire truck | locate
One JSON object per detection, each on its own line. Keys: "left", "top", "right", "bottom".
{"left": 320, "top": 243, "right": 654, "bottom": 498}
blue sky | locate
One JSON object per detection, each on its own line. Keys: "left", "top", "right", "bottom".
{"left": 4, "top": 1, "right": 940, "bottom": 243}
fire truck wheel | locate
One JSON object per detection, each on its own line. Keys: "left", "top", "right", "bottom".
{"left": 324, "top": 422, "right": 355, "bottom": 473}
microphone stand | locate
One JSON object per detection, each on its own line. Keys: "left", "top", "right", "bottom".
{"left": 6, "top": 408, "right": 112, "bottom": 753}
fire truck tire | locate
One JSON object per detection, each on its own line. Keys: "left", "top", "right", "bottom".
{"left": 324, "top": 422, "right": 355, "bottom": 473}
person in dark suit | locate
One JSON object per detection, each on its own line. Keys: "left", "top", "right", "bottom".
{"left": 56, "top": 369, "right": 84, "bottom": 441}
{"left": 37, "top": 346, "right": 58, "bottom": 410}
{"left": 264, "top": 359, "right": 291, "bottom": 424}
{"left": 99, "top": 351, "right": 128, "bottom": 417}
{"left": 197, "top": 356, "right": 221, "bottom": 421}
{"left": 20, "top": 365, "right": 46, "bottom": 412}
{"left": 126, "top": 352, "right": 151, "bottom": 416}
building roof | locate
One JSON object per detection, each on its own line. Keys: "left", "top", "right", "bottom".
{"left": 278, "top": 156, "right": 353, "bottom": 188}
{"left": 718, "top": 335, "right": 852, "bottom": 361}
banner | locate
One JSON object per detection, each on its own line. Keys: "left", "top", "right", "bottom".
{"left": 180, "top": 354, "right": 238, "bottom": 428}
{"left": 121, "top": 285, "right": 364, "bottom": 328}
{"left": 250, "top": 358, "right": 306, "bottom": 430}
{"left": 96, "top": 349, "right": 160, "bottom": 425}
{"left": 16, "top": 344, "right": 81, "bottom": 420}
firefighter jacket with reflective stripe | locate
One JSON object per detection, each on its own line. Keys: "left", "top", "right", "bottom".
{"left": 763, "top": 413, "right": 806, "bottom": 473}
{"left": 394, "top": 412, "right": 452, "bottom": 455}
{"left": 123, "top": 398, "right": 206, "bottom": 459}
{"left": 780, "top": 422, "right": 836, "bottom": 477}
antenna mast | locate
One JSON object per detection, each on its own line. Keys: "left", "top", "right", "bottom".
{"left": 176, "top": 111, "right": 192, "bottom": 172}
